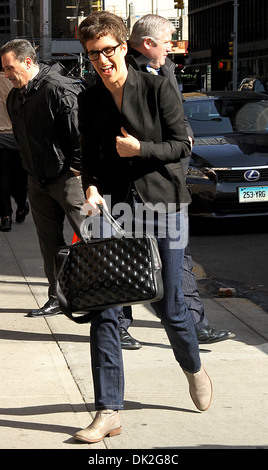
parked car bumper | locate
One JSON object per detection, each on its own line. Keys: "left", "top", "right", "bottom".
{"left": 188, "top": 178, "right": 268, "bottom": 217}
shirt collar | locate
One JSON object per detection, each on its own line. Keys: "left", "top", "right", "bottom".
{"left": 24, "top": 66, "right": 40, "bottom": 89}
{"left": 146, "top": 65, "right": 160, "bottom": 75}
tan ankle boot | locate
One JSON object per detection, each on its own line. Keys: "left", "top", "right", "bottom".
{"left": 183, "top": 365, "right": 213, "bottom": 411}
{"left": 73, "top": 410, "right": 121, "bottom": 443}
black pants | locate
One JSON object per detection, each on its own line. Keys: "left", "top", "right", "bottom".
{"left": 28, "top": 170, "right": 86, "bottom": 298}
{"left": 0, "top": 148, "right": 28, "bottom": 218}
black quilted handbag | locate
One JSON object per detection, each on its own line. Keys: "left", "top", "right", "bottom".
{"left": 55, "top": 204, "right": 164, "bottom": 323}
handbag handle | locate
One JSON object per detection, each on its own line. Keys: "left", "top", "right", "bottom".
{"left": 80, "top": 203, "right": 126, "bottom": 242}
{"left": 97, "top": 203, "right": 126, "bottom": 237}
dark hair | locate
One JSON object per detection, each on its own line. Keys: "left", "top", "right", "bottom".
{"left": 78, "top": 11, "right": 127, "bottom": 51}
{"left": 0, "top": 39, "right": 37, "bottom": 64}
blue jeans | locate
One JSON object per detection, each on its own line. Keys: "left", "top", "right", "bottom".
{"left": 89, "top": 193, "right": 201, "bottom": 410}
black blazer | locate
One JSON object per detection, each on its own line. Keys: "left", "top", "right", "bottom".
{"left": 78, "top": 65, "right": 191, "bottom": 212}
{"left": 126, "top": 46, "right": 194, "bottom": 140}
{"left": 126, "top": 47, "right": 194, "bottom": 176}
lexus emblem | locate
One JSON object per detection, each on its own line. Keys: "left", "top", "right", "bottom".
{"left": 244, "top": 170, "right": 260, "bottom": 182}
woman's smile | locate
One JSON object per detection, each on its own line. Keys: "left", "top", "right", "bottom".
{"left": 85, "top": 35, "right": 128, "bottom": 90}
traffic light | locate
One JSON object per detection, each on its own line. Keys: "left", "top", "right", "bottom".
{"left": 92, "top": 0, "right": 102, "bottom": 10}
{"left": 218, "top": 59, "right": 232, "bottom": 71}
{"left": 228, "top": 41, "right": 233, "bottom": 57}
{"left": 174, "top": 0, "right": 184, "bottom": 9}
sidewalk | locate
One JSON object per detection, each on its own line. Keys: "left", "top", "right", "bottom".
{"left": 1, "top": 209, "right": 268, "bottom": 450}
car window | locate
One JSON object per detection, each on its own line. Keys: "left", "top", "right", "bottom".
{"left": 234, "top": 101, "right": 268, "bottom": 131}
{"left": 184, "top": 98, "right": 268, "bottom": 135}
{"left": 184, "top": 100, "right": 233, "bottom": 135}
{"left": 254, "top": 80, "right": 265, "bottom": 92}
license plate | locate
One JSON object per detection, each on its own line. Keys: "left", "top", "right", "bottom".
{"left": 238, "top": 186, "right": 268, "bottom": 203}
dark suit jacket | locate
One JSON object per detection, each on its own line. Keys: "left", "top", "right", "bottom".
{"left": 126, "top": 46, "right": 194, "bottom": 175}
{"left": 78, "top": 65, "right": 191, "bottom": 212}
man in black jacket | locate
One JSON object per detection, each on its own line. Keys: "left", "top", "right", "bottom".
{"left": 118, "top": 15, "right": 234, "bottom": 347}
{"left": 0, "top": 39, "right": 86, "bottom": 317}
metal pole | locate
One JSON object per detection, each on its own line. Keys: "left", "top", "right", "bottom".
{"left": 75, "top": 0, "right": 83, "bottom": 18}
{"left": 232, "top": 0, "right": 238, "bottom": 90}
{"left": 39, "top": 0, "right": 52, "bottom": 61}
{"left": 79, "top": 52, "right": 83, "bottom": 78}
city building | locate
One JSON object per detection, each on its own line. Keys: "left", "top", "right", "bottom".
{"left": 187, "top": 0, "right": 268, "bottom": 91}
{"left": 0, "top": 0, "right": 187, "bottom": 76}
{"left": 4, "top": 1, "right": 266, "bottom": 91}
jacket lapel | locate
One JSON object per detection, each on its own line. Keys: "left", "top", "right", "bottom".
{"left": 121, "top": 66, "right": 146, "bottom": 140}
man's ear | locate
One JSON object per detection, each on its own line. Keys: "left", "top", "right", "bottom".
{"left": 24, "top": 57, "right": 32, "bottom": 69}
{"left": 143, "top": 37, "right": 154, "bottom": 51}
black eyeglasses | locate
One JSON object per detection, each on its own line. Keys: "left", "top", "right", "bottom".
{"left": 86, "top": 44, "right": 121, "bottom": 62}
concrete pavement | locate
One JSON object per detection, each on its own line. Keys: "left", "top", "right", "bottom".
{"left": 1, "top": 208, "right": 268, "bottom": 451}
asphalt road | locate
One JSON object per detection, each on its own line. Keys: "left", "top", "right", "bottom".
{"left": 188, "top": 215, "right": 268, "bottom": 312}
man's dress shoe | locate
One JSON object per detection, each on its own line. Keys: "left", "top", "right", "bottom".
{"left": 196, "top": 326, "right": 235, "bottom": 344}
{"left": 1, "top": 217, "right": 12, "bottom": 231}
{"left": 27, "top": 298, "right": 62, "bottom": 317}
{"left": 15, "top": 202, "right": 29, "bottom": 223}
{"left": 119, "top": 328, "right": 142, "bottom": 350}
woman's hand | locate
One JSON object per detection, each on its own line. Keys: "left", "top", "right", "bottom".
{"left": 81, "top": 186, "right": 106, "bottom": 217}
{"left": 116, "top": 127, "right": 141, "bottom": 157}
